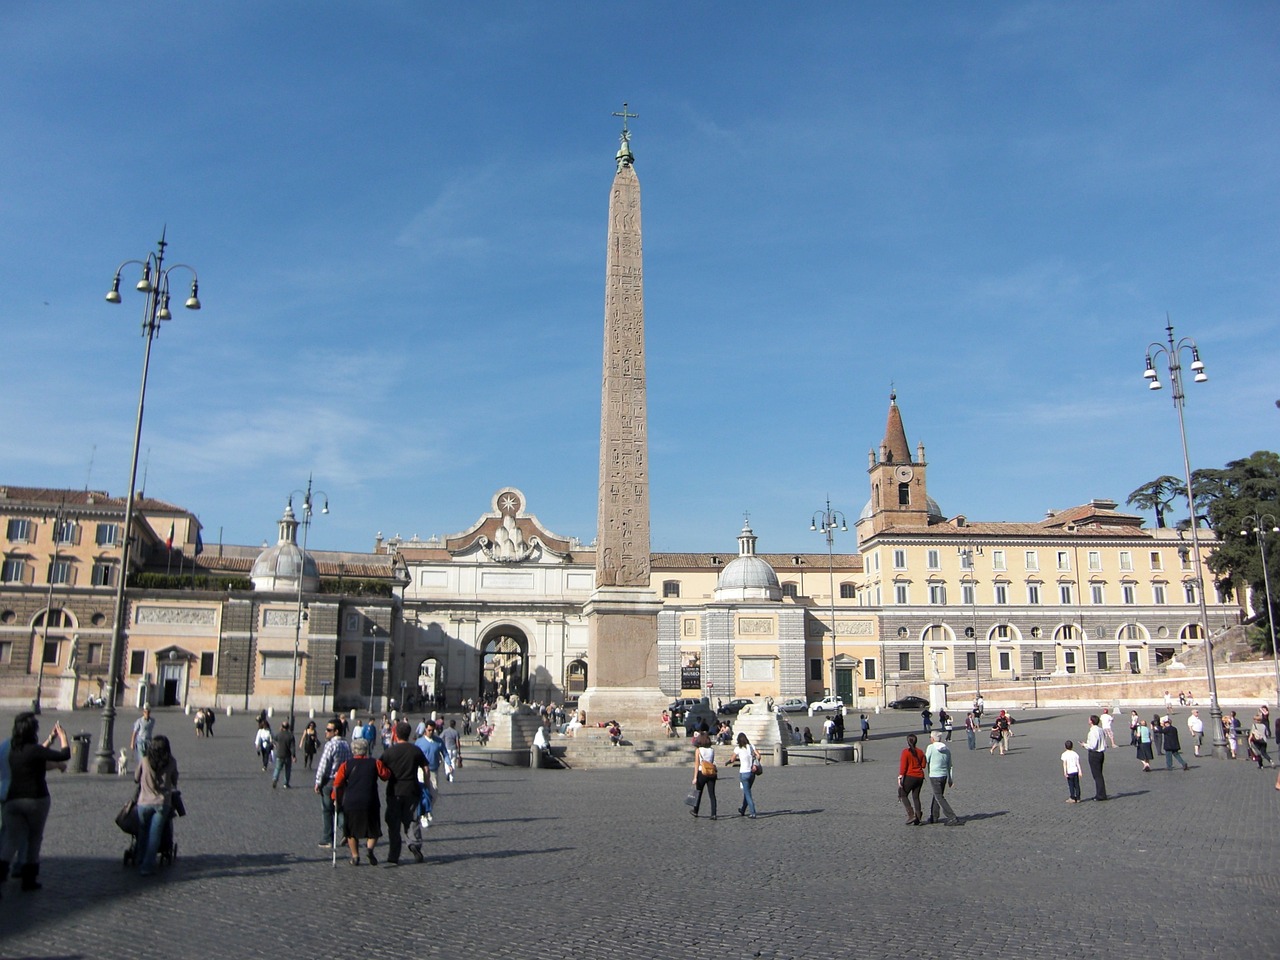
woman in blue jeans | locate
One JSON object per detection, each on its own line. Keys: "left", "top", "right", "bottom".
{"left": 134, "top": 735, "right": 179, "bottom": 876}
{"left": 733, "top": 733, "right": 761, "bottom": 818}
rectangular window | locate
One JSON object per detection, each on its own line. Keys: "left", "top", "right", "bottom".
{"left": 898, "top": 652, "right": 911, "bottom": 672}
{"left": 927, "top": 549, "right": 941, "bottom": 570}
{"left": 91, "top": 562, "right": 114, "bottom": 587}
{"left": 1184, "top": 582, "right": 1197, "bottom": 603}
{"left": 96, "top": 523, "right": 121, "bottom": 547}
{"left": 959, "top": 550, "right": 973, "bottom": 570}
{"left": 1090, "top": 584, "right": 1105, "bottom": 604}
{"left": 894, "top": 583, "right": 909, "bottom": 605}
{"left": 662, "top": 580, "right": 680, "bottom": 598}
{"left": 898, "top": 483, "right": 910, "bottom": 506}
{"left": 998, "top": 651, "right": 1011, "bottom": 671}
{"left": 992, "top": 550, "right": 1006, "bottom": 571}
{"left": 965, "top": 651, "right": 977, "bottom": 671}
{"left": 0, "top": 640, "right": 11, "bottom": 664}
{"left": 5, "top": 518, "right": 33, "bottom": 542}
{"left": 781, "top": 582, "right": 798, "bottom": 598}
{"left": 1057, "top": 551, "right": 1070, "bottom": 571}
{"left": 994, "top": 584, "right": 1008, "bottom": 605}
{"left": 49, "top": 559, "right": 72, "bottom": 585}
{"left": 1025, "top": 551, "right": 1038, "bottom": 571}
{"left": 863, "top": 658, "right": 876, "bottom": 680}
{"left": 961, "top": 583, "right": 975, "bottom": 605}
{"left": 840, "top": 583, "right": 857, "bottom": 599}
{"left": 1064, "top": 650, "right": 1077, "bottom": 674}
{"left": 1149, "top": 551, "right": 1162, "bottom": 571}
{"left": 1027, "top": 584, "right": 1041, "bottom": 605}
{"left": 809, "top": 658, "right": 823, "bottom": 681}
{"left": 1119, "top": 551, "right": 1133, "bottom": 571}
{"left": 893, "top": 549, "right": 907, "bottom": 570}
{"left": 200, "top": 652, "right": 215, "bottom": 676}
{"left": 1, "top": 559, "right": 24, "bottom": 583}
{"left": 1122, "top": 584, "right": 1136, "bottom": 604}
{"left": 929, "top": 583, "right": 947, "bottom": 605}
{"left": 344, "top": 655, "right": 358, "bottom": 679}
{"left": 1060, "top": 583, "right": 1073, "bottom": 605}
{"left": 42, "top": 640, "right": 59, "bottom": 665}
{"left": 1153, "top": 584, "right": 1166, "bottom": 605}
{"left": 1097, "top": 651, "right": 1109, "bottom": 670}
{"left": 995, "top": 624, "right": 1010, "bottom": 639}
{"left": 54, "top": 520, "right": 77, "bottom": 545}
{"left": 1032, "top": 651, "right": 1044, "bottom": 671}
{"left": 1088, "top": 551, "right": 1102, "bottom": 571}
{"left": 1180, "top": 551, "right": 1193, "bottom": 571}
{"left": 129, "top": 650, "right": 145, "bottom": 675}
{"left": 86, "top": 642, "right": 103, "bottom": 665}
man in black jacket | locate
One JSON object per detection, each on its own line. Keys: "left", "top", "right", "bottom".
{"left": 1160, "top": 717, "right": 1190, "bottom": 772}
{"left": 380, "top": 721, "right": 428, "bottom": 865}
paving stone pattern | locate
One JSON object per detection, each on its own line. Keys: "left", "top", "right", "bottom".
{"left": 0, "top": 708, "right": 1275, "bottom": 959}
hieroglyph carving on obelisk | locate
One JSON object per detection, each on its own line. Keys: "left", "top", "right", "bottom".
{"left": 596, "top": 103, "right": 651, "bottom": 590}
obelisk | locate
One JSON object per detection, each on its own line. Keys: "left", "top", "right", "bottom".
{"left": 579, "top": 104, "right": 669, "bottom": 730}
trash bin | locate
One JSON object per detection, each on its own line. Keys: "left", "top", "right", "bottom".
{"left": 71, "top": 733, "right": 92, "bottom": 774}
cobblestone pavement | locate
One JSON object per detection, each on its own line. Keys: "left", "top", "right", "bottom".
{"left": 0, "top": 706, "right": 1275, "bottom": 960}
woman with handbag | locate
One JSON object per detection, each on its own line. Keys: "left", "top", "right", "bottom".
{"left": 690, "top": 732, "right": 718, "bottom": 819}
{"left": 134, "top": 735, "right": 179, "bottom": 876}
{"left": 732, "top": 733, "right": 761, "bottom": 819}
{"left": 898, "top": 733, "right": 926, "bottom": 826}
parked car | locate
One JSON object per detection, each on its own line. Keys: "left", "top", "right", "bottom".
{"left": 808, "top": 695, "right": 846, "bottom": 715}
{"left": 668, "top": 698, "right": 705, "bottom": 715}
{"left": 776, "top": 697, "right": 810, "bottom": 713}
{"left": 718, "top": 698, "right": 754, "bottom": 716}
{"left": 888, "top": 695, "right": 931, "bottom": 710}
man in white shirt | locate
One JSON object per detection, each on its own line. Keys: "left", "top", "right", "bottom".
{"left": 1187, "top": 710, "right": 1205, "bottom": 757}
{"left": 1085, "top": 715, "right": 1108, "bottom": 801}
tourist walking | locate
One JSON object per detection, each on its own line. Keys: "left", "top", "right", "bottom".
{"left": 1100, "top": 710, "right": 1117, "bottom": 748}
{"left": 989, "top": 711, "right": 1010, "bottom": 755}
{"left": 133, "top": 735, "right": 179, "bottom": 877}
{"left": 1225, "top": 711, "right": 1241, "bottom": 758}
{"left": 332, "top": 737, "right": 386, "bottom": 865}
{"left": 1061, "top": 740, "right": 1082, "bottom": 803}
{"left": 314, "top": 719, "right": 352, "bottom": 849}
{"left": 0, "top": 713, "right": 69, "bottom": 894}
{"left": 923, "top": 732, "right": 960, "bottom": 825}
{"left": 897, "top": 733, "right": 926, "bottom": 826}
{"left": 939, "top": 708, "right": 953, "bottom": 741}
{"left": 440, "top": 720, "right": 462, "bottom": 780}
{"left": 920, "top": 708, "right": 933, "bottom": 734}
{"left": 860, "top": 714, "right": 870, "bottom": 741}
{"left": 1160, "top": 716, "right": 1190, "bottom": 771}
{"left": 271, "top": 720, "right": 296, "bottom": 788}
{"left": 690, "top": 731, "right": 718, "bottom": 819}
{"left": 1248, "top": 714, "right": 1273, "bottom": 768}
{"left": 964, "top": 711, "right": 978, "bottom": 750}
{"left": 254, "top": 720, "right": 273, "bottom": 771}
{"left": 300, "top": 721, "right": 319, "bottom": 770}
{"left": 130, "top": 706, "right": 155, "bottom": 769}
{"left": 1135, "top": 718, "right": 1154, "bottom": 772}
{"left": 1186, "top": 710, "right": 1204, "bottom": 757}
{"left": 1085, "top": 715, "right": 1108, "bottom": 801}
{"left": 1151, "top": 714, "right": 1165, "bottom": 755}
{"left": 377, "top": 721, "right": 428, "bottom": 865}
{"left": 732, "top": 733, "right": 761, "bottom": 819}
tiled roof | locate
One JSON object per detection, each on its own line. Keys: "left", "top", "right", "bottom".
{"left": 0, "top": 486, "right": 190, "bottom": 514}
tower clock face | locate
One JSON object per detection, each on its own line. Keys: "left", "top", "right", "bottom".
{"left": 894, "top": 465, "right": 915, "bottom": 483}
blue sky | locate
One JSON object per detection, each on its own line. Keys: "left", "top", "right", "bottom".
{"left": 1, "top": 3, "right": 1276, "bottom": 555}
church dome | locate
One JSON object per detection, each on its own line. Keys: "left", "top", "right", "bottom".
{"left": 251, "top": 501, "right": 320, "bottom": 592}
{"left": 715, "top": 521, "right": 781, "bottom": 603}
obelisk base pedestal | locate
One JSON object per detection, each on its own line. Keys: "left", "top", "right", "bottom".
{"left": 579, "top": 586, "right": 669, "bottom": 734}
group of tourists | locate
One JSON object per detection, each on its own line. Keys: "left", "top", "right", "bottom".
{"left": 688, "top": 728, "right": 764, "bottom": 820}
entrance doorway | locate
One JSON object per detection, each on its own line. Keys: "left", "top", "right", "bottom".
{"left": 159, "top": 662, "right": 183, "bottom": 707}
{"left": 480, "top": 628, "right": 528, "bottom": 702}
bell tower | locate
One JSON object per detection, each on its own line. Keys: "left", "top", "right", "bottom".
{"left": 858, "top": 390, "right": 932, "bottom": 539}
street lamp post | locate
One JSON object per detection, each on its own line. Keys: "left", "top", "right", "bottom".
{"left": 95, "top": 233, "right": 200, "bottom": 774}
{"left": 288, "top": 478, "right": 328, "bottom": 733}
{"left": 811, "top": 498, "right": 850, "bottom": 707}
{"left": 1241, "top": 513, "right": 1280, "bottom": 709}
{"left": 1144, "top": 318, "right": 1228, "bottom": 758}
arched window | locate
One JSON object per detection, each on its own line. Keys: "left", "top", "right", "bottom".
{"left": 566, "top": 659, "right": 587, "bottom": 697}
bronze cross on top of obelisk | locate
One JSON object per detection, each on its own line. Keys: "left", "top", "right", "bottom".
{"left": 612, "top": 101, "right": 638, "bottom": 136}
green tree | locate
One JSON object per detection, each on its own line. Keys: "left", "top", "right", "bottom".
{"left": 1196, "top": 451, "right": 1280, "bottom": 649}
{"left": 1125, "top": 475, "right": 1186, "bottom": 528}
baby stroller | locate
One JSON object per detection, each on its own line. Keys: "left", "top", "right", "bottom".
{"left": 118, "top": 791, "right": 184, "bottom": 868}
